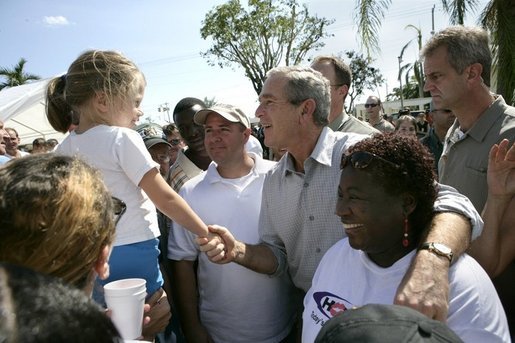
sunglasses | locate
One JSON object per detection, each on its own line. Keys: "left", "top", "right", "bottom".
{"left": 340, "top": 151, "right": 405, "bottom": 174}
{"left": 168, "top": 139, "right": 182, "bottom": 146}
{"left": 112, "top": 196, "right": 127, "bottom": 225}
{"left": 364, "top": 103, "right": 379, "bottom": 108}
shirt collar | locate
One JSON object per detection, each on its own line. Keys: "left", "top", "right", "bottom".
{"left": 205, "top": 152, "right": 265, "bottom": 183}
{"left": 279, "top": 126, "right": 335, "bottom": 176}
{"left": 465, "top": 95, "right": 508, "bottom": 142}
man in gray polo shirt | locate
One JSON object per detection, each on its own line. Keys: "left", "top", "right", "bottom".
{"left": 200, "top": 65, "right": 481, "bottom": 322}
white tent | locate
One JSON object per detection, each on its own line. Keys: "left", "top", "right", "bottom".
{"left": 0, "top": 78, "right": 68, "bottom": 145}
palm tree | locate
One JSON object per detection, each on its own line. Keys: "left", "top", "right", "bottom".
{"left": 0, "top": 58, "right": 41, "bottom": 90}
{"left": 398, "top": 25, "right": 425, "bottom": 98}
{"left": 355, "top": 0, "right": 515, "bottom": 105}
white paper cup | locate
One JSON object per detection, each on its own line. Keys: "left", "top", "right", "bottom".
{"left": 104, "top": 278, "right": 147, "bottom": 339}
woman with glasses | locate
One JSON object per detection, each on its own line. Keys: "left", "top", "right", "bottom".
{"left": 302, "top": 133, "right": 509, "bottom": 342}
{"left": 163, "top": 123, "right": 186, "bottom": 166}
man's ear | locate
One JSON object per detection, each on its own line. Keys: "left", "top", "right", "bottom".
{"left": 300, "top": 98, "right": 316, "bottom": 116}
{"left": 467, "top": 63, "right": 483, "bottom": 83}
{"left": 339, "top": 84, "right": 349, "bottom": 98}
{"left": 94, "top": 245, "right": 111, "bottom": 280}
{"left": 242, "top": 127, "right": 251, "bottom": 144}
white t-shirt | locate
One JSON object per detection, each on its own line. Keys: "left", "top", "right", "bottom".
{"left": 302, "top": 239, "right": 510, "bottom": 343}
{"left": 169, "top": 153, "right": 296, "bottom": 343}
{"left": 56, "top": 125, "right": 160, "bottom": 246}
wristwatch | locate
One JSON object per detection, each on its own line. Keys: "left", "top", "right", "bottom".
{"left": 418, "top": 242, "right": 453, "bottom": 263}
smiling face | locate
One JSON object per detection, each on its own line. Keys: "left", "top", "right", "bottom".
{"left": 423, "top": 46, "right": 469, "bottom": 111}
{"left": 396, "top": 120, "right": 417, "bottom": 137}
{"left": 336, "top": 166, "right": 407, "bottom": 267}
{"left": 255, "top": 74, "right": 302, "bottom": 150}
{"left": 166, "top": 131, "right": 186, "bottom": 164}
{"left": 110, "top": 75, "right": 145, "bottom": 128}
{"left": 175, "top": 108, "right": 206, "bottom": 155}
{"left": 204, "top": 113, "right": 249, "bottom": 166}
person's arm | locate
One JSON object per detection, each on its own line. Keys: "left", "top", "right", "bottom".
{"left": 140, "top": 168, "right": 208, "bottom": 237}
{"left": 394, "top": 211, "right": 470, "bottom": 321}
{"left": 394, "top": 179, "right": 482, "bottom": 321}
{"left": 469, "top": 139, "right": 515, "bottom": 277}
{"left": 169, "top": 260, "right": 214, "bottom": 343}
{"left": 197, "top": 225, "right": 278, "bottom": 275}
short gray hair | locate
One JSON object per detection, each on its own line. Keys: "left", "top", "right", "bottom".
{"left": 266, "top": 66, "right": 330, "bottom": 127}
{"left": 421, "top": 26, "right": 491, "bottom": 86}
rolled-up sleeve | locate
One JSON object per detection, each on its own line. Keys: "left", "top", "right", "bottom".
{"left": 434, "top": 182, "right": 483, "bottom": 240}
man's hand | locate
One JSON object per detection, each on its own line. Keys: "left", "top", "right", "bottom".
{"left": 142, "top": 287, "right": 172, "bottom": 340}
{"left": 394, "top": 250, "right": 450, "bottom": 322}
{"left": 196, "top": 225, "right": 241, "bottom": 264}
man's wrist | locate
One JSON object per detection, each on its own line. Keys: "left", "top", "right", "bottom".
{"left": 418, "top": 242, "right": 453, "bottom": 264}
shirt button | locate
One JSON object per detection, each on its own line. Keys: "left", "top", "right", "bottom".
{"left": 303, "top": 182, "right": 309, "bottom": 187}
{"left": 316, "top": 248, "right": 321, "bottom": 253}
{"left": 309, "top": 215, "right": 314, "bottom": 221}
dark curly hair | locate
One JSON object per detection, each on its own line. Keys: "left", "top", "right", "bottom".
{"left": 343, "top": 133, "right": 437, "bottom": 243}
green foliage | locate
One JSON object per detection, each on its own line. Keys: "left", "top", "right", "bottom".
{"left": 387, "top": 75, "right": 420, "bottom": 101}
{"left": 354, "top": 0, "right": 514, "bottom": 106}
{"left": 200, "top": 0, "right": 334, "bottom": 94}
{"left": 0, "top": 58, "right": 41, "bottom": 90}
{"left": 398, "top": 25, "right": 427, "bottom": 99}
{"left": 203, "top": 96, "right": 217, "bottom": 108}
{"left": 481, "top": 0, "right": 515, "bottom": 105}
{"left": 344, "top": 50, "right": 384, "bottom": 112}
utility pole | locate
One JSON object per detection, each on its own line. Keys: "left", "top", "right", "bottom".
{"left": 431, "top": 5, "right": 435, "bottom": 35}
{"left": 397, "top": 56, "right": 404, "bottom": 109}
{"left": 158, "top": 103, "right": 171, "bottom": 123}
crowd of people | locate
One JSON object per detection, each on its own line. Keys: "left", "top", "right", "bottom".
{"left": 0, "top": 25, "right": 514, "bottom": 343}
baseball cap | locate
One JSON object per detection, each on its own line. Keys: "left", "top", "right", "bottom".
{"left": 315, "top": 304, "right": 463, "bottom": 343}
{"left": 134, "top": 123, "right": 171, "bottom": 150}
{"left": 194, "top": 104, "right": 250, "bottom": 128}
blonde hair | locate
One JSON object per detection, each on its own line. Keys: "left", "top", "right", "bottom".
{"left": 46, "top": 50, "right": 144, "bottom": 133}
{"left": 0, "top": 154, "right": 115, "bottom": 289}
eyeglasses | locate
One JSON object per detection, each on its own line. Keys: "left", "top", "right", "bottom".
{"left": 168, "top": 139, "right": 182, "bottom": 146}
{"left": 340, "top": 151, "right": 405, "bottom": 174}
{"left": 364, "top": 103, "right": 379, "bottom": 108}
{"left": 430, "top": 109, "right": 452, "bottom": 114}
{"left": 112, "top": 197, "right": 127, "bottom": 225}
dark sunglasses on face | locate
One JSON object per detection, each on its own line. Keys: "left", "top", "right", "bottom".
{"left": 112, "top": 196, "right": 127, "bottom": 225}
{"left": 364, "top": 103, "right": 379, "bottom": 108}
{"left": 340, "top": 151, "right": 406, "bottom": 175}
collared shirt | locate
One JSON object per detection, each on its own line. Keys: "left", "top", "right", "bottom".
{"left": 260, "top": 127, "right": 483, "bottom": 292}
{"left": 372, "top": 118, "right": 395, "bottom": 133}
{"left": 169, "top": 153, "right": 296, "bottom": 343}
{"left": 166, "top": 148, "right": 204, "bottom": 193}
{"left": 329, "top": 111, "right": 379, "bottom": 135}
{"left": 439, "top": 95, "right": 515, "bottom": 211}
